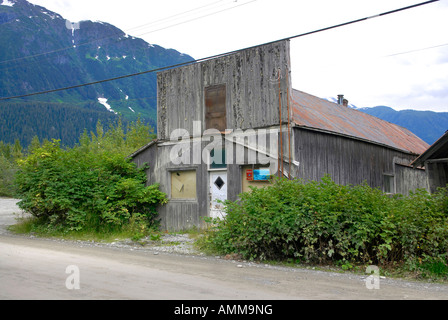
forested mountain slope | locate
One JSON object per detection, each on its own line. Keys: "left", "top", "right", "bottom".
{"left": 0, "top": 0, "right": 193, "bottom": 146}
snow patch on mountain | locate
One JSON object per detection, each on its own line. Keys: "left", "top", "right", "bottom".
{"left": 41, "top": 11, "right": 58, "bottom": 19}
{"left": 98, "top": 98, "right": 117, "bottom": 114}
{"left": 1, "top": 0, "right": 15, "bottom": 7}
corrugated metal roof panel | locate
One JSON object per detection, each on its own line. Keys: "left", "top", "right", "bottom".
{"left": 292, "top": 89, "right": 429, "bottom": 155}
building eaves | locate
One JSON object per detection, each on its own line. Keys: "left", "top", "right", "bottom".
{"left": 127, "top": 139, "right": 158, "bottom": 159}
{"left": 412, "top": 130, "right": 448, "bottom": 167}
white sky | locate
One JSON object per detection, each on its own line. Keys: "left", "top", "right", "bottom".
{"left": 25, "top": 0, "right": 448, "bottom": 112}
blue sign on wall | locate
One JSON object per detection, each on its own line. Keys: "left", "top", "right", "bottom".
{"left": 253, "top": 169, "right": 270, "bottom": 181}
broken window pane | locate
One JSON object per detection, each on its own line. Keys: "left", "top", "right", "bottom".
{"left": 171, "top": 170, "right": 197, "bottom": 200}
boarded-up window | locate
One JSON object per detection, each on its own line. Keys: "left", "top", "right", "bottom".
{"left": 171, "top": 170, "right": 197, "bottom": 200}
{"left": 205, "top": 84, "right": 226, "bottom": 132}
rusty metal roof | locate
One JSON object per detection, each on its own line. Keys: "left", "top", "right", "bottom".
{"left": 291, "top": 89, "right": 429, "bottom": 155}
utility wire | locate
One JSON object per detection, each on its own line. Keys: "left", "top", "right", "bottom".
{"left": 385, "top": 42, "right": 448, "bottom": 57}
{"left": 0, "top": 0, "right": 255, "bottom": 76}
{"left": 125, "top": 0, "right": 228, "bottom": 33}
{"left": 0, "top": 0, "right": 439, "bottom": 102}
{"left": 134, "top": 0, "right": 257, "bottom": 37}
{"left": 0, "top": 0, "right": 246, "bottom": 66}
{"left": 283, "top": 0, "right": 440, "bottom": 42}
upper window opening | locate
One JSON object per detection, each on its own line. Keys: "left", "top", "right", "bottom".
{"left": 205, "top": 84, "right": 226, "bottom": 132}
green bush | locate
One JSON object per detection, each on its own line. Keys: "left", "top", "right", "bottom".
{"left": 14, "top": 121, "right": 166, "bottom": 233}
{"left": 203, "top": 176, "right": 448, "bottom": 274}
{"left": 390, "top": 187, "right": 448, "bottom": 271}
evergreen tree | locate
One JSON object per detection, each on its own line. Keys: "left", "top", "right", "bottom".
{"left": 28, "top": 136, "right": 41, "bottom": 154}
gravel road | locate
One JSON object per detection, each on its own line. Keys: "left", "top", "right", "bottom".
{"left": 1, "top": 198, "right": 448, "bottom": 300}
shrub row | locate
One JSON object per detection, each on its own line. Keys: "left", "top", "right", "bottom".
{"left": 203, "top": 176, "right": 448, "bottom": 270}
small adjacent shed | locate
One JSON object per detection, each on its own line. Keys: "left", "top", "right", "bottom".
{"left": 412, "top": 131, "right": 448, "bottom": 193}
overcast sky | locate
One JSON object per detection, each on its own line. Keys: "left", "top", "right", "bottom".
{"left": 26, "top": 0, "right": 448, "bottom": 112}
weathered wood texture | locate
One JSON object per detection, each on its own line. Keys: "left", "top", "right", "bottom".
{"left": 157, "top": 40, "right": 291, "bottom": 140}
{"left": 293, "top": 127, "right": 426, "bottom": 194}
{"left": 426, "top": 161, "right": 448, "bottom": 193}
{"left": 394, "top": 164, "right": 428, "bottom": 195}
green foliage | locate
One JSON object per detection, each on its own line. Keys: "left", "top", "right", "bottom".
{"left": 0, "top": 117, "right": 155, "bottom": 198}
{"left": 0, "top": 139, "right": 23, "bottom": 197}
{"left": 77, "top": 118, "right": 156, "bottom": 155}
{"left": 0, "top": 154, "right": 17, "bottom": 197}
{"left": 14, "top": 120, "right": 165, "bottom": 234}
{"left": 202, "top": 176, "right": 448, "bottom": 277}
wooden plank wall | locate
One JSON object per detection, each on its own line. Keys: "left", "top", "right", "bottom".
{"left": 293, "top": 127, "right": 422, "bottom": 192}
{"left": 394, "top": 163, "right": 428, "bottom": 195}
{"left": 157, "top": 40, "right": 291, "bottom": 141}
{"left": 426, "top": 162, "right": 448, "bottom": 193}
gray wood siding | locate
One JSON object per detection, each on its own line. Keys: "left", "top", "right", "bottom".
{"left": 157, "top": 40, "right": 291, "bottom": 141}
{"left": 426, "top": 162, "right": 448, "bottom": 193}
{"left": 293, "top": 127, "right": 418, "bottom": 191}
{"left": 394, "top": 164, "right": 428, "bottom": 195}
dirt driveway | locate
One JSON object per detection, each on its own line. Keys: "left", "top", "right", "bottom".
{"left": 1, "top": 198, "right": 448, "bottom": 301}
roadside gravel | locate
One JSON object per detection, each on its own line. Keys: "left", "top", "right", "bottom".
{"left": 0, "top": 198, "right": 200, "bottom": 255}
{"left": 80, "top": 233, "right": 202, "bottom": 255}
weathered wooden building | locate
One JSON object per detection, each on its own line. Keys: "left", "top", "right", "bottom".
{"left": 412, "top": 131, "right": 448, "bottom": 193}
{"left": 130, "top": 40, "right": 430, "bottom": 230}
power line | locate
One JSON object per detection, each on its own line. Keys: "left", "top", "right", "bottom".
{"left": 0, "top": 0, "right": 439, "bottom": 102}
{"left": 125, "top": 0, "right": 227, "bottom": 33}
{"left": 134, "top": 0, "right": 257, "bottom": 37}
{"left": 284, "top": 0, "right": 440, "bottom": 42}
{"left": 385, "top": 42, "right": 448, "bottom": 57}
{"left": 0, "top": 0, "right": 251, "bottom": 67}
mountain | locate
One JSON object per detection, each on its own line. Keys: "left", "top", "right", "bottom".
{"left": 0, "top": 0, "right": 193, "bottom": 146}
{"left": 357, "top": 106, "right": 448, "bottom": 145}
